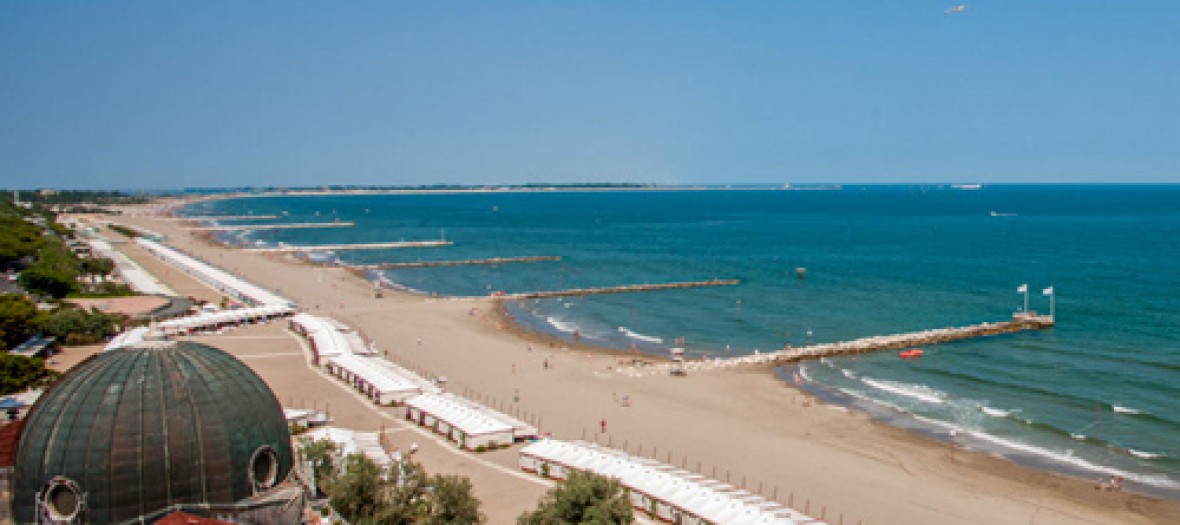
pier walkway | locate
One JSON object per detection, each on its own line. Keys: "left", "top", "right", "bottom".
{"left": 619, "top": 313, "right": 1055, "bottom": 376}
{"left": 187, "top": 222, "right": 355, "bottom": 231}
{"left": 494, "top": 279, "right": 740, "bottom": 300}
{"left": 244, "top": 240, "right": 452, "bottom": 253}
{"left": 353, "top": 255, "right": 561, "bottom": 270}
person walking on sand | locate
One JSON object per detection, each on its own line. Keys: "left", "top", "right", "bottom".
{"left": 600, "top": 418, "right": 607, "bottom": 433}
{"left": 543, "top": 358, "right": 549, "bottom": 370}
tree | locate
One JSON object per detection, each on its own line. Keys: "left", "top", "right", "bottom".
{"left": 517, "top": 471, "right": 633, "bottom": 525}
{"left": 369, "top": 461, "right": 430, "bottom": 525}
{"left": 18, "top": 243, "right": 78, "bottom": 298}
{"left": 0, "top": 217, "right": 44, "bottom": 268}
{"left": 300, "top": 438, "right": 339, "bottom": 497}
{"left": 41, "top": 306, "right": 121, "bottom": 345}
{"left": 424, "top": 474, "right": 485, "bottom": 525}
{"left": 323, "top": 454, "right": 484, "bottom": 525}
{"left": 0, "top": 353, "right": 59, "bottom": 395}
{"left": 81, "top": 257, "right": 116, "bottom": 276}
{"left": 0, "top": 294, "right": 43, "bottom": 350}
{"left": 329, "top": 455, "right": 387, "bottom": 522}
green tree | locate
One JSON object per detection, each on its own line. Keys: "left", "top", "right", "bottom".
{"left": 299, "top": 438, "right": 339, "bottom": 497}
{"left": 329, "top": 455, "right": 388, "bottom": 523}
{"left": 0, "top": 217, "right": 44, "bottom": 268}
{"left": 19, "top": 243, "right": 78, "bottom": 298}
{"left": 424, "top": 474, "right": 485, "bottom": 525}
{"left": 324, "top": 454, "right": 484, "bottom": 525}
{"left": 517, "top": 471, "right": 633, "bottom": 525}
{"left": 369, "top": 461, "right": 429, "bottom": 525}
{"left": 41, "top": 306, "right": 121, "bottom": 345}
{"left": 80, "top": 257, "right": 116, "bottom": 276}
{"left": 0, "top": 353, "right": 59, "bottom": 395}
{"left": 0, "top": 294, "right": 43, "bottom": 350}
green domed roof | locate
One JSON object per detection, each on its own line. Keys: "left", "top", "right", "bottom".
{"left": 13, "top": 341, "right": 293, "bottom": 524}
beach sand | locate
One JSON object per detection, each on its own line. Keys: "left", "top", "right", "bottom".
{"left": 104, "top": 212, "right": 1180, "bottom": 525}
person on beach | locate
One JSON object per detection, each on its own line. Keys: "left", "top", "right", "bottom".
{"left": 600, "top": 418, "right": 607, "bottom": 433}
{"left": 543, "top": 358, "right": 549, "bottom": 370}
{"left": 1095, "top": 477, "right": 1105, "bottom": 491}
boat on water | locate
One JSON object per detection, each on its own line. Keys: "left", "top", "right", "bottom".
{"left": 953, "top": 184, "right": 983, "bottom": 190}
{"left": 899, "top": 348, "right": 924, "bottom": 359}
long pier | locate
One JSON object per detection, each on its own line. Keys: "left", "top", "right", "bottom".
{"left": 353, "top": 255, "right": 561, "bottom": 270}
{"left": 187, "top": 222, "right": 355, "bottom": 232}
{"left": 496, "top": 279, "right": 740, "bottom": 300}
{"left": 620, "top": 314, "right": 1055, "bottom": 375}
{"left": 244, "top": 240, "right": 452, "bottom": 253}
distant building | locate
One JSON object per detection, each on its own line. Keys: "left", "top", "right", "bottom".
{"left": 9, "top": 341, "right": 302, "bottom": 524}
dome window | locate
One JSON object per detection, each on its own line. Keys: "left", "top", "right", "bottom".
{"left": 42, "top": 477, "right": 84, "bottom": 522}
{"left": 250, "top": 446, "right": 280, "bottom": 492}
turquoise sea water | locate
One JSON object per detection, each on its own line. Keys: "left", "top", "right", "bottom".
{"left": 186, "top": 185, "right": 1180, "bottom": 496}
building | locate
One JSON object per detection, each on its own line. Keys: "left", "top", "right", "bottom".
{"left": 10, "top": 341, "right": 302, "bottom": 524}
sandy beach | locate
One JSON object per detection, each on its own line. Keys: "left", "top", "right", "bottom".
{"left": 94, "top": 211, "right": 1180, "bottom": 525}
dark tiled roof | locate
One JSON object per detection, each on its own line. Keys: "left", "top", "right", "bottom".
{"left": 154, "top": 511, "right": 234, "bottom": 525}
{"left": 12, "top": 342, "right": 293, "bottom": 523}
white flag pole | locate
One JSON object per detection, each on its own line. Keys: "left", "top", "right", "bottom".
{"left": 1050, "top": 288, "right": 1055, "bottom": 320}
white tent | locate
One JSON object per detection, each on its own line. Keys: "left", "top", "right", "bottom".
{"left": 136, "top": 237, "right": 294, "bottom": 307}
{"left": 517, "top": 439, "right": 823, "bottom": 525}
{"left": 405, "top": 394, "right": 516, "bottom": 450}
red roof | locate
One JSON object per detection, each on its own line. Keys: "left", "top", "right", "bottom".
{"left": 0, "top": 420, "right": 25, "bottom": 468}
{"left": 155, "top": 511, "right": 234, "bottom": 525}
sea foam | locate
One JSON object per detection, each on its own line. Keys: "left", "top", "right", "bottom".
{"left": 860, "top": 377, "right": 946, "bottom": 404}
{"left": 618, "top": 326, "right": 663, "bottom": 344}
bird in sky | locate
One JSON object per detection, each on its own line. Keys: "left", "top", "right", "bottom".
{"left": 945, "top": 4, "right": 968, "bottom": 15}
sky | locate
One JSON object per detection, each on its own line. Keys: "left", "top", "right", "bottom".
{"left": 1, "top": 1, "right": 1178, "bottom": 189}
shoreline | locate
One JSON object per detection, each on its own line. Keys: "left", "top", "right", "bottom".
{"left": 181, "top": 195, "right": 1180, "bottom": 500}
{"left": 315, "top": 236, "right": 1180, "bottom": 505}
{"left": 106, "top": 201, "right": 1180, "bottom": 523}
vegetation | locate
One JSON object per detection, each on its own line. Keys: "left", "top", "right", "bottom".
{"left": 0, "top": 294, "right": 124, "bottom": 348}
{"left": 19, "top": 242, "right": 79, "bottom": 298}
{"left": 40, "top": 305, "right": 122, "bottom": 345}
{"left": 0, "top": 353, "right": 59, "bottom": 395}
{"left": 0, "top": 216, "right": 45, "bottom": 268}
{"left": 0, "top": 294, "right": 43, "bottom": 350}
{"left": 302, "top": 438, "right": 486, "bottom": 525}
{"left": 517, "top": 471, "right": 633, "bottom": 525}
{"left": 1, "top": 190, "right": 149, "bottom": 206}
{"left": 80, "top": 256, "right": 115, "bottom": 277}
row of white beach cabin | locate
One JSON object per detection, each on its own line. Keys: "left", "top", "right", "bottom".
{"left": 153, "top": 304, "right": 297, "bottom": 336}
{"left": 404, "top": 393, "right": 537, "bottom": 450}
{"left": 290, "top": 313, "right": 538, "bottom": 450}
{"left": 520, "top": 439, "right": 825, "bottom": 525}
{"left": 135, "top": 237, "right": 294, "bottom": 307}
{"left": 291, "top": 314, "right": 442, "bottom": 404}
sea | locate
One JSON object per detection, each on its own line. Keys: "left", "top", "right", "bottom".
{"left": 184, "top": 185, "right": 1180, "bottom": 497}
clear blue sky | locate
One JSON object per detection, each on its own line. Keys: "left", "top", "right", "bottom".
{"left": 2, "top": 1, "right": 1177, "bottom": 189}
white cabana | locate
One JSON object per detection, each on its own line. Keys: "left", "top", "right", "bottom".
{"left": 302, "top": 426, "right": 394, "bottom": 468}
{"left": 136, "top": 237, "right": 294, "bottom": 307}
{"left": 325, "top": 355, "right": 424, "bottom": 405}
{"left": 104, "top": 326, "right": 151, "bottom": 351}
{"left": 404, "top": 393, "right": 516, "bottom": 450}
{"left": 289, "top": 314, "right": 378, "bottom": 362}
{"left": 88, "top": 238, "right": 175, "bottom": 295}
{"left": 154, "top": 304, "right": 295, "bottom": 335}
{"left": 518, "top": 439, "right": 816, "bottom": 525}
